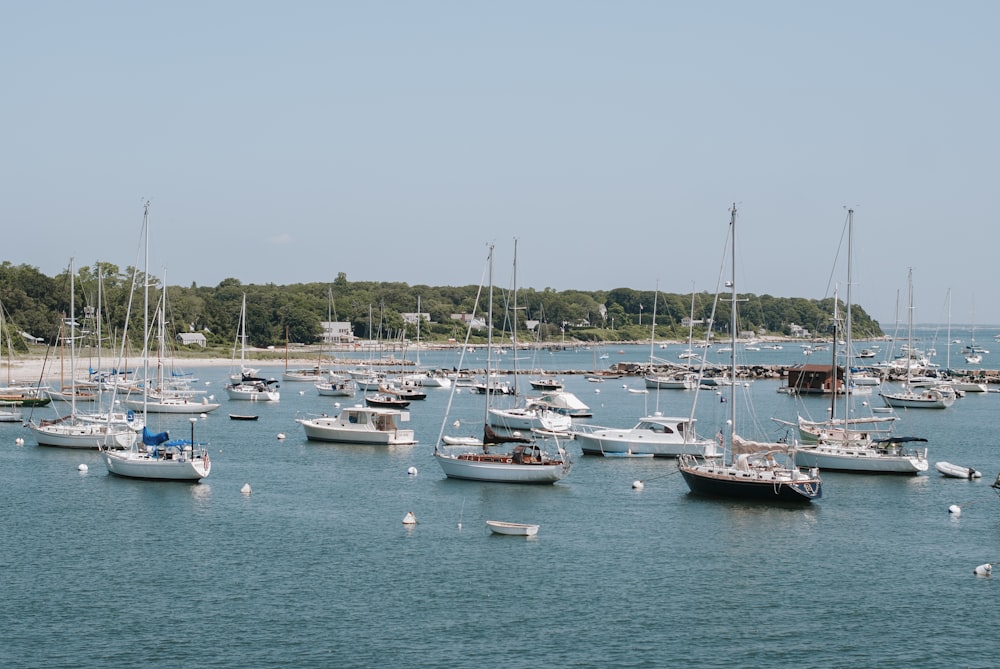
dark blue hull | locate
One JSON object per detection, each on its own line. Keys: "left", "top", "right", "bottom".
{"left": 679, "top": 469, "right": 821, "bottom": 503}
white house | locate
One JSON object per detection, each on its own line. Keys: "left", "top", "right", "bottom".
{"left": 176, "top": 332, "right": 207, "bottom": 347}
{"left": 321, "top": 321, "right": 356, "bottom": 344}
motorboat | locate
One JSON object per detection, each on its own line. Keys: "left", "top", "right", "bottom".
{"left": 572, "top": 413, "right": 720, "bottom": 458}
{"left": 298, "top": 405, "right": 416, "bottom": 445}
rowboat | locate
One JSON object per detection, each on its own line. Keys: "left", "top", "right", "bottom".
{"left": 486, "top": 520, "right": 539, "bottom": 537}
{"left": 229, "top": 414, "right": 259, "bottom": 421}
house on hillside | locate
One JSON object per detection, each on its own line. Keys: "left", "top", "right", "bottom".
{"left": 176, "top": 332, "right": 207, "bottom": 347}
{"left": 321, "top": 321, "right": 356, "bottom": 344}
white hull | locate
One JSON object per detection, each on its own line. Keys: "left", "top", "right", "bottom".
{"left": 794, "top": 445, "right": 928, "bottom": 474}
{"left": 103, "top": 448, "right": 210, "bottom": 480}
{"left": 123, "top": 397, "right": 221, "bottom": 414}
{"left": 434, "top": 452, "right": 570, "bottom": 483}
{"left": 880, "top": 390, "right": 953, "bottom": 409}
{"left": 31, "top": 421, "right": 138, "bottom": 449}
{"left": 486, "top": 520, "right": 539, "bottom": 536}
{"left": 572, "top": 415, "right": 719, "bottom": 457}
{"left": 934, "top": 461, "right": 982, "bottom": 479}
{"left": 225, "top": 385, "right": 280, "bottom": 401}
{"left": 298, "top": 407, "right": 415, "bottom": 445}
{"left": 488, "top": 407, "right": 572, "bottom": 433}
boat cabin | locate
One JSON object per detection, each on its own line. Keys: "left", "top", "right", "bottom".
{"left": 784, "top": 364, "right": 844, "bottom": 395}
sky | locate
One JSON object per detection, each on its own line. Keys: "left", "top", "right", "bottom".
{"left": 3, "top": 1, "right": 999, "bottom": 328}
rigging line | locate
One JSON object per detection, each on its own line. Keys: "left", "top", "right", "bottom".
{"left": 637, "top": 468, "right": 684, "bottom": 484}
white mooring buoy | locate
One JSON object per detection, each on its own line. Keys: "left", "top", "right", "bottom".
{"left": 78, "top": 463, "right": 88, "bottom": 472}
{"left": 948, "top": 504, "right": 962, "bottom": 516}
{"left": 241, "top": 483, "right": 252, "bottom": 495}
{"left": 402, "top": 511, "right": 417, "bottom": 525}
{"left": 277, "top": 433, "right": 286, "bottom": 440}
{"left": 632, "top": 480, "right": 644, "bottom": 490}
{"left": 974, "top": 563, "right": 992, "bottom": 577}
{"left": 407, "top": 466, "right": 418, "bottom": 476}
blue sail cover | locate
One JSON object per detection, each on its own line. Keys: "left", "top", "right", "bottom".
{"left": 142, "top": 427, "right": 170, "bottom": 446}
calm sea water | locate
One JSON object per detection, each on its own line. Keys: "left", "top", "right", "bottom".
{"left": 2, "top": 335, "right": 999, "bottom": 669}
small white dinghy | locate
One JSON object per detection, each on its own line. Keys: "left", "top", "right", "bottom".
{"left": 934, "top": 461, "right": 982, "bottom": 479}
{"left": 486, "top": 520, "right": 540, "bottom": 537}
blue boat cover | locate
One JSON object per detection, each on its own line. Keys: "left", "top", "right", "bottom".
{"left": 142, "top": 427, "right": 170, "bottom": 446}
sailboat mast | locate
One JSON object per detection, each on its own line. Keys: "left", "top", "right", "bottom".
{"left": 906, "top": 268, "right": 913, "bottom": 388}
{"left": 142, "top": 201, "right": 150, "bottom": 418}
{"left": 484, "top": 243, "right": 495, "bottom": 428}
{"left": 842, "top": 209, "right": 854, "bottom": 439}
{"left": 728, "top": 204, "right": 737, "bottom": 447}
{"left": 69, "top": 258, "right": 76, "bottom": 418}
{"left": 511, "top": 239, "right": 518, "bottom": 400}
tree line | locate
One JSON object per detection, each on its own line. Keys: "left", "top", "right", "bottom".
{"left": 0, "top": 261, "right": 884, "bottom": 353}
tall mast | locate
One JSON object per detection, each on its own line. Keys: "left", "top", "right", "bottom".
{"left": 728, "top": 204, "right": 738, "bottom": 449}
{"left": 69, "top": 257, "right": 76, "bottom": 418}
{"left": 484, "top": 242, "right": 495, "bottom": 428}
{"left": 511, "top": 239, "right": 518, "bottom": 400}
{"left": 842, "top": 209, "right": 854, "bottom": 440}
{"left": 142, "top": 202, "right": 150, "bottom": 419}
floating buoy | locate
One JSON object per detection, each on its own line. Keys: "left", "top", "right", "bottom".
{"left": 277, "top": 433, "right": 286, "bottom": 440}
{"left": 15, "top": 437, "right": 24, "bottom": 446}
{"left": 241, "top": 483, "right": 252, "bottom": 495}
{"left": 948, "top": 504, "right": 962, "bottom": 516}
{"left": 594, "top": 389, "right": 601, "bottom": 394}
{"left": 453, "top": 420, "right": 460, "bottom": 428}
{"left": 298, "top": 390, "right": 305, "bottom": 395}
{"left": 402, "top": 511, "right": 417, "bottom": 525}
{"left": 974, "top": 563, "right": 992, "bottom": 577}
{"left": 78, "top": 463, "right": 88, "bottom": 472}
{"left": 334, "top": 402, "right": 340, "bottom": 408}
{"left": 632, "top": 480, "right": 644, "bottom": 490}
{"left": 407, "top": 466, "right": 418, "bottom": 476}
{"left": 200, "top": 413, "right": 207, "bottom": 419}
{"left": 622, "top": 384, "right": 627, "bottom": 389}
{"left": 205, "top": 381, "right": 211, "bottom": 385}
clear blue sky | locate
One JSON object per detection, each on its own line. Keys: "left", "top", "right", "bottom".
{"left": 3, "top": 1, "right": 998, "bottom": 328}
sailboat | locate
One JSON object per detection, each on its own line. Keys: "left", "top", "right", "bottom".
{"left": 434, "top": 243, "right": 572, "bottom": 484}
{"left": 103, "top": 202, "right": 211, "bottom": 481}
{"left": 313, "top": 288, "right": 357, "bottom": 397}
{"left": 792, "top": 210, "right": 927, "bottom": 474}
{"left": 643, "top": 284, "right": 697, "bottom": 390}
{"left": 488, "top": 241, "right": 572, "bottom": 435}
{"left": 122, "top": 279, "right": 221, "bottom": 414}
{"left": 225, "top": 293, "right": 280, "bottom": 401}
{"left": 879, "top": 270, "right": 954, "bottom": 410}
{"left": 677, "top": 205, "right": 822, "bottom": 502}
{"left": 29, "top": 259, "right": 139, "bottom": 449}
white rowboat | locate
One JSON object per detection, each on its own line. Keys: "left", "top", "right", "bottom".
{"left": 486, "top": 520, "right": 539, "bottom": 536}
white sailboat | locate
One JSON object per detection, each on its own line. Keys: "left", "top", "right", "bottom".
{"left": 102, "top": 203, "right": 211, "bottom": 481}
{"left": 793, "top": 210, "right": 928, "bottom": 474}
{"left": 29, "top": 259, "right": 138, "bottom": 449}
{"left": 226, "top": 293, "right": 280, "bottom": 401}
{"left": 678, "top": 204, "right": 822, "bottom": 502}
{"left": 488, "top": 242, "right": 572, "bottom": 436}
{"left": 434, "top": 242, "right": 572, "bottom": 484}
{"left": 880, "top": 270, "right": 954, "bottom": 410}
